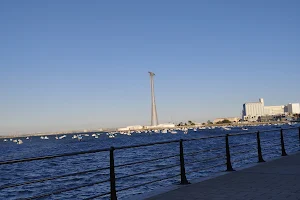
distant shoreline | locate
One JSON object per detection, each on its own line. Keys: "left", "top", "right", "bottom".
{"left": 0, "top": 121, "right": 291, "bottom": 139}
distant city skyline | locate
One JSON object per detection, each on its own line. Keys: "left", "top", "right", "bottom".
{"left": 1, "top": 1, "right": 300, "bottom": 135}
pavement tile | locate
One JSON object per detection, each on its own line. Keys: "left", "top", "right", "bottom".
{"left": 146, "top": 153, "right": 300, "bottom": 200}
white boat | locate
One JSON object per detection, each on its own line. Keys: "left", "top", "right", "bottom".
{"left": 242, "top": 127, "right": 248, "bottom": 131}
{"left": 3, "top": 139, "right": 8, "bottom": 142}
{"left": 109, "top": 135, "right": 115, "bottom": 138}
{"left": 55, "top": 136, "right": 59, "bottom": 140}
{"left": 193, "top": 128, "right": 197, "bottom": 132}
{"left": 84, "top": 134, "right": 89, "bottom": 137}
{"left": 44, "top": 136, "right": 49, "bottom": 140}
{"left": 161, "top": 129, "right": 168, "bottom": 134}
{"left": 40, "top": 136, "right": 45, "bottom": 139}
{"left": 184, "top": 131, "right": 188, "bottom": 134}
{"left": 10, "top": 139, "right": 13, "bottom": 141}
{"left": 26, "top": 137, "right": 29, "bottom": 140}
{"left": 13, "top": 139, "right": 18, "bottom": 143}
{"left": 59, "top": 135, "right": 66, "bottom": 139}
{"left": 72, "top": 135, "right": 78, "bottom": 139}
{"left": 17, "top": 139, "right": 23, "bottom": 144}
{"left": 170, "top": 131, "right": 177, "bottom": 134}
{"left": 78, "top": 136, "right": 83, "bottom": 141}
{"left": 92, "top": 134, "right": 97, "bottom": 137}
{"left": 222, "top": 127, "right": 231, "bottom": 131}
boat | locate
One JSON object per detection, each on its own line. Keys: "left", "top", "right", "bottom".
{"left": 26, "top": 137, "right": 29, "bottom": 140}
{"left": 222, "top": 127, "right": 231, "bottom": 131}
{"left": 242, "top": 127, "right": 248, "bottom": 131}
{"left": 44, "top": 136, "right": 49, "bottom": 140}
{"left": 184, "top": 130, "right": 188, "bottom": 134}
{"left": 59, "top": 135, "right": 66, "bottom": 139}
{"left": 3, "top": 139, "right": 7, "bottom": 142}
{"left": 40, "top": 136, "right": 45, "bottom": 139}
{"left": 193, "top": 128, "right": 197, "bottom": 132}
{"left": 161, "top": 129, "right": 168, "bottom": 134}
{"left": 55, "top": 136, "right": 59, "bottom": 140}
{"left": 170, "top": 131, "right": 177, "bottom": 134}
{"left": 109, "top": 134, "right": 115, "bottom": 138}
{"left": 17, "top": 139, "right": 23, "bottom": 144}
{"left": 92, "top": 134, "right": 97, "bottom": 137}
{"left": 72, "top": 135, "right": 78, "bottom": 139}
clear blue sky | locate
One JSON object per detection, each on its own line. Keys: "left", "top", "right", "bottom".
{"left": 1, "top": 1, "right": 299, "bottom": 134}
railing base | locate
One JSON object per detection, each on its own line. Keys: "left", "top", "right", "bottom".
{"left": 226, "top": 169, "right": 235, "bottom": 172}
{"left": 180, "top": 179, "right": 190, "bottom": 185}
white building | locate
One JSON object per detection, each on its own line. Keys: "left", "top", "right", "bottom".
{"left": 264, "top": 105, "right": 285, "bottom": 116}
{"left": 118, "top": 125, "right": 143, "bottom": 131}
{"left": 156, "top": 123, "right": 176, "bottom": 128}
{"left": 287, "top": 103, "right": 300, "bottom": 114}
{"left": 242, "top": 98, "right": 264, "bottom": 121}
{"left": 118, "top": 127, "right": 130, "bottom": 131}
{"left": 243, "top": 98, "right": 300, "bottom": 121}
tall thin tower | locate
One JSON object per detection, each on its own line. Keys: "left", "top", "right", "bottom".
{"left": 149, "top": 72, "right": 158, "bottom": 126}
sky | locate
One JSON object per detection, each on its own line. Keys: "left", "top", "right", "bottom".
{"left": 1, "top": 1, "right": 300, "bottom": 134}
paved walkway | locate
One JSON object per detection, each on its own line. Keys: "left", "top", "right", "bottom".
{"left": 146, "top": 153, "right": 300, "bottom": 200}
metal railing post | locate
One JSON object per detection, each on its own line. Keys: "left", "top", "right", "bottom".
{"left": 298, "top": 127, "right": 300, "bottom": 148}
{"left": 179, "top": 139, "right": 189, "bottom": 184}
{"left": 110, "top": 147, "right": 117, "bottom": 200}
{"left": 256, "top": 131, "right": 265, "bottom": 162}
{"left": 280, "top": 129, "right": 287, "bottom": 156}
{"left": 225, "top": 134, "right": 234, "bottom": 171}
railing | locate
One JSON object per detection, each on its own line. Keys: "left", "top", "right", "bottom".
{"left": 1, "top": 127, "right": 300, "bottom": 200}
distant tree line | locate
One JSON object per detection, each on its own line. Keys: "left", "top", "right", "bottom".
{"left": 216, "top": 119, "right": 231, "bottom": 124}
{"left": 177, "top": 120, "right": 195, "bottom": 126}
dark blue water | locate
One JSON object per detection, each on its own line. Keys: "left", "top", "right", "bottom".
{"left": 1, "top": 124, "right": 299, "bottom": 200}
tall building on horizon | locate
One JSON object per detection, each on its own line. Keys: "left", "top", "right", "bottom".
{"left": 242, "top": 98, "right": 296, "bottom": 121}
{"left": 149, "top": 72, "right": 158, "bottom": 126}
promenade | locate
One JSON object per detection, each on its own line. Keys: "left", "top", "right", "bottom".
{"left": 146, "top": 152, "right": 300, "bottom": 200}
